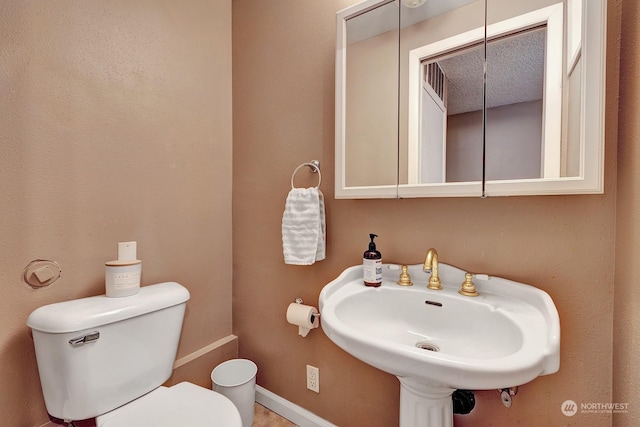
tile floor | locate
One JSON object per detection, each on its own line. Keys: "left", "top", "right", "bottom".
{"left": 253, "top": 403, "right": 297, "bottom": 427}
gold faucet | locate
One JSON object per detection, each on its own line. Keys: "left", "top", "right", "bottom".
{"left": 423, "top": 248, "right": 442, "bottom": 290}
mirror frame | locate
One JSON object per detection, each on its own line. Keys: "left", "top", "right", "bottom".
{"left": 335, "top": 0, "right": 606, "bottom": 198}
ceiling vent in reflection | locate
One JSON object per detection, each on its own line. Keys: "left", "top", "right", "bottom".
{"left": 425, "top": 62, "right": 446, "bottom": 103}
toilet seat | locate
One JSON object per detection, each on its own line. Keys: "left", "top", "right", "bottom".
{"left": 96, "top": 382, "right": 242, "bottom": 427}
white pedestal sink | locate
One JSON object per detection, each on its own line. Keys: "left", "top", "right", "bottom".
{"left": 319, "top": 263, "right": 560, "bottom": 427}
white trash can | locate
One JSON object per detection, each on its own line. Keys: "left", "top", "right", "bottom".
{"left": 212, "top": 359, "right": 258, "bottom": 427}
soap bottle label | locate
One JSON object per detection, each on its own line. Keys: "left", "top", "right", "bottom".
{"left": 363, "top": 258, "right": 382, "bottom": 285}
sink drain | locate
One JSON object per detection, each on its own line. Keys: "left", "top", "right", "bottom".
{"left": 416, "top": 341, "right": 439, "bottom": 352}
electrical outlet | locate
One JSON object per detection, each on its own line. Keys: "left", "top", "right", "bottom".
{"left": 306, "top": 365, "right": 319, "bottom": 393}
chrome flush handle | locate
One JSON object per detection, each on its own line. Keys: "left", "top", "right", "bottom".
{"left": 68, "top": 332, "right": 100, "bottom": 347}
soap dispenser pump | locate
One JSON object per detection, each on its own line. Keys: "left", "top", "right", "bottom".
{"left": 363, "top": 233, "right": 382, "bottom": 287}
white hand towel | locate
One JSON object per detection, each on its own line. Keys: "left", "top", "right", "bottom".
{"left": 282, "top": 187, "right": 326, "bottom": 265}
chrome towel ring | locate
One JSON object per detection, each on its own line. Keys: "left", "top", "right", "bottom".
{"left": 291, "top": 160, "right": 321, "bottom": 189}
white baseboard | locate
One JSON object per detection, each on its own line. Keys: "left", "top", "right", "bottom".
{"left": 255, "top": 385, "right": 337, "bottom": 427}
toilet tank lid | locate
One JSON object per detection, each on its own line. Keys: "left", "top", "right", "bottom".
{"left": 27, "top": 282, "right": 191, "bottom": 333}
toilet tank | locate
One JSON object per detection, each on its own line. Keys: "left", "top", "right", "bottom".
{"left": 27, "top": 282, "right": 190, "bottom": 422}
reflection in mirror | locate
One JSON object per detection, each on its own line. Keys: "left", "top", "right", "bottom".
{"left": 407, "top": 3, "right": 562, "bottom": 186}
{"left": 484, "top": 28, "right": 546, "bottom": 180}
{"left": 410, "top": 43, "right": 485, "bottom": 184}
{"left": 485, "top": 2, "right": 564, "bottom": 182}
{"left": 342, "top": 1, "right": 399, "bottom": 193}
{"left": 403, "top": 0, "right": 485, "bottom": 194}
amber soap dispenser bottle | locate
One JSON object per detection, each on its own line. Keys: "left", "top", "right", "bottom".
{"left": 363, "top": 233, "right": 382, "bottom": 287}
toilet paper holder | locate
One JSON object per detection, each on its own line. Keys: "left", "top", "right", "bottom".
{"left": 294, "top": 297, "right": 320, "bottom": 317}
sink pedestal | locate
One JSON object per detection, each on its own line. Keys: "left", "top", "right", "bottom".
{"left": 399, "top": 378, "right": 456, "bottom": 427}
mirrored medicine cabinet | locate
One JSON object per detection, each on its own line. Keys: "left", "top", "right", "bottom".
{"left": 335, "top": 0, "right": 606, "bottom": 198}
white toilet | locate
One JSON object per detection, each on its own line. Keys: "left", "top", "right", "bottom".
{"left": 27, "top": 282, "right": 242, "bottom": 427}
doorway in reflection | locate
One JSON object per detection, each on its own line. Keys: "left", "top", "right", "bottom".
{"left": 419, "top": 27, "right": 547, "bottom": 183}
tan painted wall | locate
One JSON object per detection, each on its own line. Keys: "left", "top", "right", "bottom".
{"left": 233, "top": 1, "right": 622, "bottom": 427}
{"left": 0, "top": 0, "right": 633, "bottom": 426}
{"left": 0, "top": 1, "right": 234, "bottom": 425}
{"left": 613, "top": 0, "right": 640, "bottom": 426}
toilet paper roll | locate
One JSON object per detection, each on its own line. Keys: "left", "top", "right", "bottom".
{"left": 286, "top": 303, "right": 320, "bottom": 337}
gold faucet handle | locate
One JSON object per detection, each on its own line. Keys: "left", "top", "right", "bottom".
{"left": 397, "top": 265, "right": 413, "bottom": 286}
{"left": 459, "top": 273, "right": 479, "bottom": 297}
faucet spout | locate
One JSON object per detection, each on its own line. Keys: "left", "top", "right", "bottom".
{"left": 423, "top": 248, "right": 443, "bottom": 290}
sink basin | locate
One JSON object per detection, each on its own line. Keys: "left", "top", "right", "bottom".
{"left": 319, "top": 263, "right": 560, "bottom": 426}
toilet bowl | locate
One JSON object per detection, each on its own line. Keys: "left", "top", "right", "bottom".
{"left": 27, "top": 282, "right": 242, "bottom": 426}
